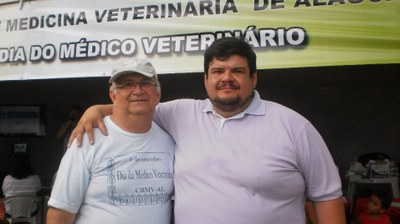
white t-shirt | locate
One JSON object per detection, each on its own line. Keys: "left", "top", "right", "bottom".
{"left": 48, "top": 116, "right": 174, "bottom": 224}
{"left": 2, "top": 174, "right": 41, "bottom": 214}
{"left": 2, "top": 175, "right": 41, "bottom": 197}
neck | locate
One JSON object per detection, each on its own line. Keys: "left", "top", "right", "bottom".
{"left": 213, "top": 106, "right": 246, "bottom": 118}
{"left": 110, "top": 113, "right": 153, "bottom": 133}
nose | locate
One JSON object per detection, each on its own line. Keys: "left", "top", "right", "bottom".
{"left": 220, "top": 71, "right": 234, "bottom": 81}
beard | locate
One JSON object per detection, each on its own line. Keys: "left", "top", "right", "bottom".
{"left": 210, "top": 91, "right": 254, "bottom": 114}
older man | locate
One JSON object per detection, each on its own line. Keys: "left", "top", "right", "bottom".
{"left": 47, "top": 59, "right": 174, "bottom": 224}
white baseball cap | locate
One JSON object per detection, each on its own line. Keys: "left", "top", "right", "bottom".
{"left": 109, "top": 58, "right": 157, "bottom": 83}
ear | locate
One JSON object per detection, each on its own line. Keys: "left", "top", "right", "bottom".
{"left": 204, "top": 73, "right": 209, "bottom": 90}
{"left": 156, "top": 90, "right": 161, "bottom": 101}
{"left": 109, "top": 89, "right": 116, "bottom": 103}
{"left": 252, "top": 72, "right": 258, "bottom": 89}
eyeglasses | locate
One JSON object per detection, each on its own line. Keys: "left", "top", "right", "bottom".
{"left": 115, "top": 79, "right": 158, "bottom": 90}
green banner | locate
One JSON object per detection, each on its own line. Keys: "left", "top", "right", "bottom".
{"left": 0, "top": 0, "right": 399, "bottom": 80}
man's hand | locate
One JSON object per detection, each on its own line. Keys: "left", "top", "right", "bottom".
{"left": 67, "top": 104, "right": 113, "bottom": 147}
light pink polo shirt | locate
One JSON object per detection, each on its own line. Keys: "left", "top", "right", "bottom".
{"left": 155, "top": 91, "right": 342, "bottom": 224}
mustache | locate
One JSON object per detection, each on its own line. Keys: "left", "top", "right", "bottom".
{"left": 217, "top": 82, "right": 239, "bottom": 90}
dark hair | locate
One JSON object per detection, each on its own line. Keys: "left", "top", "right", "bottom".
{"left": 203, "top": 37, "right": 257, "bottom": 77}
{"left": 10, "top": 153, "right": 35, "bottom": 179}
{"left": 371, "top": 190, "right": 392, "bottom": 209}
